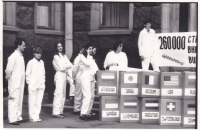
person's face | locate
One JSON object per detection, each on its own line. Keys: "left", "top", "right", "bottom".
{"left": 145, "top": 23, "right": 151, "bottom": 30}
{"left": 34, "top": 52, "right": 42, "bottom": 60}
{"left": 18, "top": 41, "right": 26, "bottom": 52}
{"left": 57, "top": 43, "right": 63, "bottom": 52}
{"left": 86, "top": 46, "right": 93, "bottom": 55}
{"left": 117, "top": 43, "right": 123, "bottom": 52}
{"left": 93, "top": 48, "right": 96, "bottom": 55}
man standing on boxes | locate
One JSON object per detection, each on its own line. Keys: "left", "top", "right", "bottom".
{"left": 5, "top": 37, "right": 26, "bottom": 125}
{"left": 138, "top": 19, "right": 160, "bottom": 72}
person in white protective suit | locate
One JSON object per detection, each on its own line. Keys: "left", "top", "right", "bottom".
{"left": 72, "top": 45, "right": 85, "bottom": 114}
{"left": 79, "top": 44, "right": 99, "bottom": 121}
{"left": 5, "top": 37, "right": 26, "bottom": 125}
{"left": 52, "top": 43, "right": 72, "bottom": 118}
{"left": 26, "top": 46, "right": 45, "bottom": 122}
{"left": 104, "top": 42, "right": 128, "bottom": 70}
{"left": 138, "top": 19, "right": 160, "bottom": 71}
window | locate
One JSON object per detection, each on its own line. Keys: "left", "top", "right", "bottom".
{"left": 101, "top": 3, "right": 129, "bottom": 28}
{"left": 89, "top": 3, "right": 134, "bottom": 35}
{"left": 3, "top": 2, "right": 19, "bottom": 31}
{"left": 34, "top": 2, "right": 65, "bottom": 35}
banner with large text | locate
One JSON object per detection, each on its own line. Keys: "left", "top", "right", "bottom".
{"left": 155, "top": 32, "right": 196, "bottom": 67}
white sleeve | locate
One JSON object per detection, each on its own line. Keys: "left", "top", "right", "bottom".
{"left": 80, "top": 54, "right": 91, "bottom": 67}
{"left": 53, "top": 55, "right": 66, "bottom": 71}
{"left": 5, "top": 54, "right": 16, "bottom": 80}
{"left": 103, "top": 52, "right": 110, "bottom": 69}
{"left": 138, "top": 31, "right": 143, "bottom": 56}
{"left": 123, "top": 53, "right": 128, "bottom": 67}
{"left": 42, "top": 61, "right": 46, "bottom": 82}
{"left": 25, "top": 60, "right": 32, "bottom": 84}
{"left": 72, "top": 57, "right": 79, "bottom": 79}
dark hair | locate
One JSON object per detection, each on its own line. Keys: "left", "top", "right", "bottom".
{"left": 83, "top": 43, "right": 93, "bottom": 58}
{"left": 14, "top": 37, "right": 26, "bottom": 49}
{"left": 143, "top": 19, "right": 151, "bottom": 25}
{"left": 78, "top": 44, "right": 85, "bottom": 52}
{"left": 33, "top": 46, "right": 42, "bottom": 54}
{"left": 113, "top": 41, "right": 122, "bottom": 52}
{"left": 54, "top": 42, "right": 65, "bottom": 56}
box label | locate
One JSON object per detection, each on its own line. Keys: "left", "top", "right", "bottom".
{"left": 105, "top": 103, "right": 118, "bottom": 109}
{"left": 142, "top": 88, "right": 160, "bottom": 96}
{"left": 184, "top": 117, "right": 195, "bottom": 125}
{"left": 99, "top": 86, "right": 116, "bottom": 93}
{"left": 121, "top": 88, "right": 138, "bottom": 95}
{"left": 102, "top": 111, "right": 119, "bottom": 118}
{"left": 142, "top": 112, "right": 159, "bottom": 119}
{"left": 161, "top": 89, "right": 182, "bottom": 96}
{"left": 185, "top": 88, "right": 196, "bottom": 96}
{"left": 161, "top": 116, "right": 181, "bottom": 123}
{"left": 121, "top": 113, "right": 139, "bottom": 120}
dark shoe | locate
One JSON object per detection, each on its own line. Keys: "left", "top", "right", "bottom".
{"left": 60, "top": 113, "right": 68, "bottom": 117}
{"left": 86, "top": 114, "right": 95, "bottom": 120}
{"left": 17, "top": 119, "right": 28, "bottom": 123}
{"left": 52, "top": 114, "right": 64, "bottom": 118}
{"left": 73, "top": 111, "right": 80, "bottom": 115}
{"left": 79, "top": 115, "right": 88, "bottom": 121}
{"left": 9, "top": 122, "right": 20, "bottom": 125}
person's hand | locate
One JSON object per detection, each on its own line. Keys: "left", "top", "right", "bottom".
{"left": 140, "top": 56, "right": 144, "bottom": 61}
{"left": 5, "top": 75, "right": 10, "bottom": 81}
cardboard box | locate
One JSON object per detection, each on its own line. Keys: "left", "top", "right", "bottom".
{"left": 160, "top": 72, "right": 182, "bottom": 99}
{"left": 139, "top": 98, "right": 159, "bottom": 124}
{"left": 97, "top": 71, "right": 118, "bottom": 96}
{"left": 138, "top": 71, "right": 160, "bottom": 97}
{"left": 99, "top": 96, "right": 119, "bottom": 122}
{"left": 119, "top": 71, "right": 140, "bottom": 97}
{"left": 159, "top": 99, "right": 181, "bottom": 125}
{"left": 119, "top": 96, "right": 139, "bottom": 122}
{"left": 182, "top": 72, "right": 196, "bottom": 100}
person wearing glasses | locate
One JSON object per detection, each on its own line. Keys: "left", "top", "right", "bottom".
{"left": 26, "top": 46, "right": 45, "bottom": 122}
{"left": 104, "top": 42, "right": 128, "bottom": 70}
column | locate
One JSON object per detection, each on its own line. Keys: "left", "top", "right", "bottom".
{"left": 160, "top": 4, "right": 171, "bottom": 72}
{"left": 65, "top": 2, "right": 73, "bottom": 59}
{"left": 188, "top": 3, "right": 197, "bottom": 32}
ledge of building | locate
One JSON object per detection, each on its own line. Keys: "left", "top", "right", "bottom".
{"left": 88, "top": 30, "right": 132, "bottom": 35}
{"left": 34, "top": 29, "right": 65, "bottom": 35}
{"left": 3, "top": 25, "right": 20, "bottom": 32}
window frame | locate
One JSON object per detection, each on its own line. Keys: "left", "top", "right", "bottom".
{"left": 88, "top": 3, "right": 134, "bottom": 35}
{"left": 3, "top": 2, "right": 19, "bottom": 32}
{"left": 34, "top": 2, "right": 64, "bottom": 35}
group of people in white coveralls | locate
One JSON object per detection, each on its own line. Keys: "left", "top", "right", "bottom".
{"left": 5, "top": 19, "right": 159, "bottom": 125}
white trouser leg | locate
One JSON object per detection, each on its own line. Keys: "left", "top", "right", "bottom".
{"left": 80, "top": 78, "right": 91, "bottom": 115}
{"left": 35, "top": 87, "right": 45, "bottom": 119}
{"left": 53, "top": 73, "right": 66, "bottom": 115}
{"left": 67, "top": 76, "right": 75, "bottom": 97}
{"left": 142, "top": 57, "right": 150, "bottom": 70}
{"left": 8, "top": 87, "right": 20, "bottom": 123}
{"left": 74, "top": 73, "right": 83, "bottom": 112}
{"left": 28, "top": 86, "right": 37, "bottom": 120}
{"left": 87, "top": 81, "right": 95, "bottom": 114}
{"left": 150, "top": 56, "right": 160, "bottom": 72}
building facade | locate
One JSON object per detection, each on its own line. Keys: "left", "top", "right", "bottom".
{"left": 3, "top": 2, "right": 197, "bottom": 100}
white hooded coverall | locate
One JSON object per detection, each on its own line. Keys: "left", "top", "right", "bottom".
{"left": 52, "top": 53, "right": 72, "bottom": 115}
{"left": 138, "top": 28, "right": 160, "bottom": 71}
{"left": 80, "top": 55, "right": 98, "bottom": 115}
{"left": 26, "top": 58, "right": 45, "bottom": 121}
{"left": 5, "top": 50, "right": 25, "bottom": 123}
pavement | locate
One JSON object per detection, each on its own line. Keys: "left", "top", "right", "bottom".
{"left": 3, "top": 93, "right": 195, "bottom": 129}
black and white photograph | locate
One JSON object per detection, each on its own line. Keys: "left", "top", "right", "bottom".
{"left": 1, "top": 0, "right": 198, "bottom": 129}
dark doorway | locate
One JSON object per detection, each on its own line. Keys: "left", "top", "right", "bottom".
{"left": 179, "top": 3, "right": 189, "bottom": 32}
